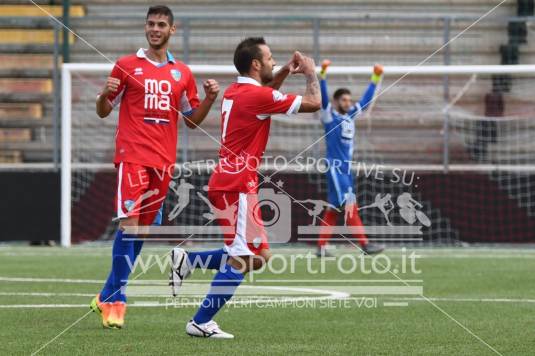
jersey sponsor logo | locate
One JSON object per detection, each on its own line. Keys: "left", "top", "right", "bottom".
{"left": 144, "top": 117, "right": 170, "bottom": 125}
{"left": 340, "top": 119, "right": 355, "bottom": 140}
{"left": 144, "top": 79, "right": 171, "bottom": 111}
{"left": 272, "top": 90, "right": 288, "bottom": 102}
{"left": 170, "top": 69, "right": 181, "bottom": 82}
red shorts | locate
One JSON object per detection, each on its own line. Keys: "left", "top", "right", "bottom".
{"left": 115, "top": 162, "right": 172, "bottom": 225}
{"left": 208, "top": 191, "right": 269, "bottom": 256}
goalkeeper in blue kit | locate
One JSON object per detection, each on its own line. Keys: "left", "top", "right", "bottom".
{"left": 316, "top": 60, "right": 385, "bottom": 256}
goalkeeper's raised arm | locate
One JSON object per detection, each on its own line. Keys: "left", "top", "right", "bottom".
{"left": 319, "top": 59, "right": 331, "bottom": 110}
{"left": 357, "top": 64, "right": 383, "bottom": 113}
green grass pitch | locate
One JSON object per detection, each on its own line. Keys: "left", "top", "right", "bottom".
{"left": 1, "top": 245, "right": 534, "bottom": 355}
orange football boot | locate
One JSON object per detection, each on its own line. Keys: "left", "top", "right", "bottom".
{"left": 90, "top": 294, "right": 115, "bottom": 329}
{"left": 107, "top": 302, "right": 127, "bottom": 329}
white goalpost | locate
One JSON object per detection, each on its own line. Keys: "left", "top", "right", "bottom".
{"left": 61, "top": 64, "right": 535, "bottom": 247}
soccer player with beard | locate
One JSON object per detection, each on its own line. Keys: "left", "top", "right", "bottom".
{"left": 316, "top": 60, "right": 385, "bottom": 256}
{"left": 169, "top": 38, "right": 321, "bottom": 338}
{"left": 90, "top": 5, "right": 220, "bottom": 329}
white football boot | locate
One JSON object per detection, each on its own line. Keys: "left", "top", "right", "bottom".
{"left": 186, "top": 319, "right": 234, "bottom": 339}
{"left": 169, "top": 248, "right": 192, "bottom": 296}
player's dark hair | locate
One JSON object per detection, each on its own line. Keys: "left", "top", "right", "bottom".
{"left": 333, "top": 88, "right": 351, "bottom": 100}
{"left": 146, "top": 5, "right": 174, "bottom": 25}
{"left": 234, "top": 37, "right": 267, "bottom": 75}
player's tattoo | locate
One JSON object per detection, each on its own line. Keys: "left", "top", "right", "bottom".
{"left": 304, "top": 72, "right": 321, "bottom": 102}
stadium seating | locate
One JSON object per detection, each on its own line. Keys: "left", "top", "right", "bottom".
{"left": 1, "top": 0, "right": 530, "bottom": 165}
{"left": 69, "top": 0, "right": 513, "bottom": 65}
{"left": 0, "top": 3, "right": 84, "bottom": 162}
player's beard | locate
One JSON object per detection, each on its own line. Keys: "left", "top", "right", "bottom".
{"left": 259, "top": 64, "right": 273, "bottom": 85}
{"left": 336, "top": 102, "right": 349, "bottom": 115}
{"left": 337, "top": 107, "right": 348, "bottom": 115}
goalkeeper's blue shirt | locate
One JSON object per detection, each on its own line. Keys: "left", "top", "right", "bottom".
{"left": 320, "top": 78, "right": 377, "bottom": 174}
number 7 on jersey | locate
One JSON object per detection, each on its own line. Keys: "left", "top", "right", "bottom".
{"left": 221, "top": 98, "right": 234, "bottom": 143}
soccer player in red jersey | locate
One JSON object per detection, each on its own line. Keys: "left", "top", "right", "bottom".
{"left": 90, "top": 6, "right": 220, "bottom": 329}
{"left": 169, "top": 37, "right": 321, "bottom": 338}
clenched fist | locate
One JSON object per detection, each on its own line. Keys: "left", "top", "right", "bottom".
{"left": 373, "top": 64, "right": 384, "bottom": 77}
{"left": 101, "top": 77, "right": 121, "bottom": 97}
{"left": 203, "top": 79, "right": 219, "bottom": 101}
{"left": 291, "top": 52, "right": 316, "bottom": 76}
{"left": 320, "top": 59, "right": 331, "bottom": 79}
{"left": 371, "top": 64, "right": 384, "bottom": 84}
{"left": 286, "top": 51, "right": 302, "bottom": 74}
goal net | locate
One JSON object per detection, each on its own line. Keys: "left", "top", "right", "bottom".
{"left": 61, "top": 64, "right": 535, "bottom": 247}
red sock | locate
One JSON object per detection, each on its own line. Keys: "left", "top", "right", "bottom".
{"left": 346, "top": 204, "right": 368, "bottom": 247}
{"left": 318, "top": 209, "right": 338, "bottom": 248}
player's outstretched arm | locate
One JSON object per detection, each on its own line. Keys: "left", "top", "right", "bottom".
{"left": 184, "top": 79, "right": 220, "bottom": 129}
{"left": 96, "top": 77, "right": 120, "bottom": 118}
{"left": 294, "top": 54, "right": 321, "bottom": 113}
{"left": 357, "top": 64, "right": 383, "bottom": 112}
{"left": 319, "top": 59, "right": 331, "bottom": 110}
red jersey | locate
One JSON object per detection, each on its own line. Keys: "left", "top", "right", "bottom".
{"left": 208, "top": 76, "right": 302, "bottom": 193}
{"left": 106, "top": 48, "right": 200, "bottom": 169}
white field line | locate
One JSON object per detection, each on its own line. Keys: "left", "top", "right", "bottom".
{"left": 0, "top": 292, "right": 95, "bottom": 297}
{"left": 0, "top": 277, "right": 104, "bottom": 284}
{"left": 0, "top": 286, "right": 350, "bottom": 309}
{"left": 392, "top": 297, "right": 535, "bottom": 304}
{"left": 2, "top": 296, "right": 535, "bottom": 309}
{"left": 383, "top": 302, "right": 409, "bottom": 307}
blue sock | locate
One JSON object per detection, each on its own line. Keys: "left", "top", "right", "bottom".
{"left": 193, "top": 264, "right": 244, "bottom": 324}
{"left": 100, "top": 230, "right": 136, "bottom": 303}
{"left": 133, "top": 240, "right": 144, "bottom": 261}
{"left": 187, "top": 249, "right": 227, "bottom": 270}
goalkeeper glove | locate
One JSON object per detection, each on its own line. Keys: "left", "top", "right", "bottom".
{"left": 320, "top": 59, "right": 331, "bottom": 79}
{"left": 371, "top": 64, "right": 384, "bottom": 84}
